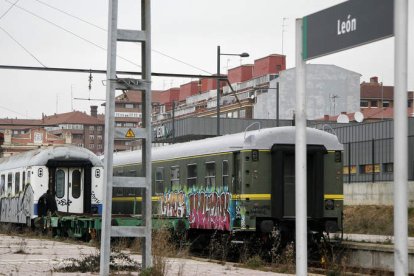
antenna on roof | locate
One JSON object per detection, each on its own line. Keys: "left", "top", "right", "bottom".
{"left": 336, "top": 114, "right": 349, "bottom": 124}
{"left": 354, "top": 111, "right": 364, "bottom": 123}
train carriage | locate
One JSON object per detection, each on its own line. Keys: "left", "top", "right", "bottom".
{"left": 0, "top": 145, "right": 104, "bottom": 226}
{"left": 112, "top": 126, "right": 344, "bottom": 238}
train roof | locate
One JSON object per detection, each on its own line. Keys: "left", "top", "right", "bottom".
{"left": 113, "top": 126, "right": 343, "bottom": 166}
{"left": 0, "top": 145, "right": 103, "bottom": 171}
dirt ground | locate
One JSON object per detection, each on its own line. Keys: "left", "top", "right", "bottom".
{"left": 0, "top": 234, "right": 297, "bottom": 276}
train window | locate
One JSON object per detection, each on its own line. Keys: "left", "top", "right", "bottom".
{"left": 170, "top": 166, "right": 180, "bottom": 190}
{"left": 22, "top": 171, "right": 26, "bottom": 188}
{"left": 15, "top": 172, "right": 20, "bottom": 194}
{"left": 187, "top": 164, "right": 197, "bottom": 189}
{"left": 7, "top": 173, "right": 12, "bottom": 194}
{"left": 205, "top": 162, "right": 216, "bottom": 190}
{"left": 56, "top": 169, "right": 65, "bottom": 198}
{"left": 72, "top": 170, "right": 81, "bottom": 199}
{"left": 222, "top": 160, "right": 229, "bottom": 188}
{"left": 0, "top": 175, "right": 5, "bottom": 195}
{"left": 155, "top": 167, "right": 164, "bottom": 194}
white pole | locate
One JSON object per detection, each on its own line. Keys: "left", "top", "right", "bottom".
{"left": 295, "top": 18, "right": 307, "bottom": 276}
{"left": 100, "top": 0, "right": 118, "bottom": 275}
{"left": 393, "top": 0, "right": 408, "bottom": 275}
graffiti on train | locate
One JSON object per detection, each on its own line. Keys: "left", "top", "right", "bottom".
{"left": 188, "top": 191, "right": 231, "bottom": 231}
{"left": 160, "top": 191, "right": 186, "bottom": 217}
{"left": 159, "top": 191, "right": 232, "bottom": 231}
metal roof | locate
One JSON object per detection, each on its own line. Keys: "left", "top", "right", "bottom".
{"left": 0, "top": 145, "right": 103, "bottom": 171}
{"left": 113, "top": 126, "right": 343, "bottom": 166}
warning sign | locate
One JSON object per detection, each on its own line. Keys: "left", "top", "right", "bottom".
{"left": 125, "top": 128, "right": 135, "bottom": 138}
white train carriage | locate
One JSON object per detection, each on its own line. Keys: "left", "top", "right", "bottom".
{"left": 0, "top": 145, "right": 104, "bottom": 225}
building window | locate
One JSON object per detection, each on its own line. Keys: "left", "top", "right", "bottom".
{"left": 155, "top": 167, "right": 164, "bottom": 195}
{"left": 89, "top": 135, "right": 95, "bottom": 140}
{"left": 125, "top": 103, "right": 134, "bottom": 109}
{"left": 89, "top": 144, "right": 95, "bottom": 149}
{"left": 187, "top": 164, "right": 197, "bottom": 189}
{"left": 239, "top": 109, "right": 246, "bottom": 118}
{"left": 89, "top": 125, "right": 94, "bottom": 131}
{"left": 383, "top": 163, "right": 393, "bottom": 173}
{"left": 97, "top": 126, "right": 103, "bottom": 132}
{"left": 371, "top": 101, "right": 378, "bottom": 107}
{"left": 78, "top": 143, "right": 84, "bottom": 147}
{"left": 97, "top": 144, "right": 102, "bottom": 149}
{"left": 382, "top": 100, "right": 390, "bottom": 107}
{"left": 359, "top": 164, "right": 381, "bottom": 174}
{"left": 343, "top": 166, "right": 357, "bottom": 175}
{"left": 205, "top": 162, "right": 216, "bottom": 190}
{"left": 170, "top": 166, "right": 180, "bottom": 190}
{"left": 360, "top": 100, "right": 369, "bottom": 107}
{"left": 97, "top": 135, "right": 103, "bottom": 140}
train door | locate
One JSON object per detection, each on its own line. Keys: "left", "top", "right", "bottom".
{"left": 270, "top": 145, "right": 325, "bottom": 219}
{"left": 55, "top": 167, "right": 84, "bottom": 213}
{"left": 232, "top": 152, "right": 241, "bottom": 195}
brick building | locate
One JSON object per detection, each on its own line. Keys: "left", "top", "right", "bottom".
{"left": 42, "top": 108, "right": 105, "bottom": 155}
{"left": 1, "top": 128, "right": 70, "bottom": 157}
{"left": 151, "top": 54, "right": 287, "bottom": 126}
{"left": 360, "top": 76, "right": 414, "bottom": 109}
{"left": 0, "top": 106, "right": 104, "bottom": 156}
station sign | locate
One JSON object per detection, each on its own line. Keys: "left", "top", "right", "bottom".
{"left": 303, "top": 0, "right": 394, "bottom": 60}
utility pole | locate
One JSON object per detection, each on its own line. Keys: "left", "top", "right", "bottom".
{"left": 281, "top": 17, "right": 288, "bottom": 55}
{"left": 100, "top": 0, "right": 152, "bottom": 275}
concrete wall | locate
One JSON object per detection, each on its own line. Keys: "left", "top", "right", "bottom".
{"left": 344, "top": 181, "right": 414, "bottom": 207}
{"left": 254, "top": 64, "right": 361, "bottom": 120}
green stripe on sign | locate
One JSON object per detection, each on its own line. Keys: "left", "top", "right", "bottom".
{"left": 302, "top": 16, "right": 308, "bottom": 60}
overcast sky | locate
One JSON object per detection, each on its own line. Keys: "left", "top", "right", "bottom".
{"left": 0, "top": 0, "right": 413, "bottom": 119}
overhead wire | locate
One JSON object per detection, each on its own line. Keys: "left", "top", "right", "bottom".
{"left": 0, "top": 26, "right": 46, "bottom": 67}
{"left": 33, "top": 0, "right": 106, "bottom": 32}
{"left": 0, "top": 0, "right": 19, "bottom": 20}
{"left": 30, "top": 0, "right": 213, "bottom": 75}
{"left": 0, "top": 0, "right": 47, "bottom": 67}
{"left": 4, "top": 0, "right": 141, "bottom": 68}
{"left": 0, "top": 104, "right": 28, "bottom": 117}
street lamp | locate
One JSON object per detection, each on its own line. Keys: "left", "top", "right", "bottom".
{"left": 217, "top": 45, "right": 249, "bottom": 136}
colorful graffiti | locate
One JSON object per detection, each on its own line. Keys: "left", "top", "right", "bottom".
{"left": 159, "top": 190, "right": 233, "bottom": 231}
{"left": 160, "top": 191, "right": 186, "bottom": 217}
{"left": 188, "top": 192, "right": 231, "bottom": 231}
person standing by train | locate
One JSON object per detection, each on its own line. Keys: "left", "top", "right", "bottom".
{"left": 38, "top": 189, "right": 57, "bottom": 217}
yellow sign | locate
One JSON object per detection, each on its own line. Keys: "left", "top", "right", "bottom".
{"left": 125, "top": 128, "right": 135, "bottom": 138}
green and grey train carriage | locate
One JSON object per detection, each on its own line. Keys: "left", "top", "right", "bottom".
{"left": 112, "top": 126, "right": 344, "bottom": 237}
{"left": 0, "top": 145, "right": 104, "bottom": 226}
